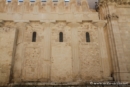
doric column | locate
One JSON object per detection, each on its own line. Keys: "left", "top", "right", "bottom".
{"left": 92, "top": 20, "right": 112, "bottom": 80}
{"left": 68, "top": 22, "right": 80, "bottom": 81}
{"left": 42, "top": 22, "right": 52, "bottom": 81}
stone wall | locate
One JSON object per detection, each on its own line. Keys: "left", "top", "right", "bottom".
{"left": 10, "top": 21, "right": 111, "bottom": 84}
{"left": 0, "top": 0, "right": 113, "bottom": 85}
{"left": 0, "top": 26, "right": 17, "bottom": 86}
{"left": 117, "top": 7, "right": 130, "bottom": 82}
{"left": 99, "top": 0, "right": 130, "bottom": 82}
{"left": 78, "top": 23, "right": 102, "bottom": 81}
{"left": 0, "top": 0, "right": 98, "bottom": 22}
{"left": 51, "top": 22, "right": 73, "bottom": 82}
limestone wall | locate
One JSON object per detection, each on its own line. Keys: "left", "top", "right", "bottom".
{"left": 0, "top": 0, "right": 113, "bottom": 85}
{"left": 99, "top": 0, "right": 130, "bottom": 82}
{"left": 0, "top": 26, "right": 17, "bottom": 86}
{"left": 78, "top": 23, "right": 102, "bottom": 81}
{"left": 13, "top": 22, "right": 50, "bottom": 82}
{"left": 117, "top": 7, "right": 130, "bottom": 82}
{"left": 9, "top": 21, "right": 111, "bottom": 84}
{"left": 51, "top": 22, "right": 73, "bottom": 82}
{"left": 0, "top": 0, "right": 98, "bottom": 22}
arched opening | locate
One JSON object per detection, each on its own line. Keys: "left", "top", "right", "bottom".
{"left": 86, "top": 32, "right": 90, "bottom": 42}
{"left": 59, "top": 32, "right": 63, "bottom": 42}
{"left": 32, "top": 32, "right": 37, "bottom": 42}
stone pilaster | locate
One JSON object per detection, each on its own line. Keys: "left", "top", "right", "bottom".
{"left": 92, "top": 20, "right": 112, "bottom": 80}
{"left": 42, "top": 23, "right": 52, "bottom": 81}
{"left": 69, "top": 22, "right": 80, "bottom": 81}
{"left": 0, "top": 27, "right": 17, "bottom": 86}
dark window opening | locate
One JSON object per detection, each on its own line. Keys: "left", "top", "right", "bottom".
{"left": 86, "top": 32, "right": 90, "bottom": 42}
{"left": 32, "top": 32, "right": 37, "bottom": 42}
{"left": 59, "top": 32, "right": 63, "bottom": 42}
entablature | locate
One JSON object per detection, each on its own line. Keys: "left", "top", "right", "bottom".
{"left": 0, "top": 12, "right": 99, "bottom": 22}
{"left": 0, "top": 19, "right": 107, "bottom": 28}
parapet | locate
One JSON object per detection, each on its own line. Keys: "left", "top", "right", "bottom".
{"left": 0, "top": 0, "right": 100, "bottom": 23}
{"left": 0, "top": 0, "right": 91, "bottom": 13}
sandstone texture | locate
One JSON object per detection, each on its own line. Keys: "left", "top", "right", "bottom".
{"left": 0, "top": 0, "right": 129, "bottom": 86}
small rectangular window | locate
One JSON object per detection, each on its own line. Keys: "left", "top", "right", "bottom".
{"left": 59, "top": 32, "right": 63, "bottom": 42}
{"left": 86, "top": 32, "right": 90, "bottom": 42}
{"left": 32, "top": 32, "right": 37, "bottom": 42}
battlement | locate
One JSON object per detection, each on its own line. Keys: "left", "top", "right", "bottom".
{"left": 0, "top": 0, "right": 92, "bottom": 13}
{"left": 0, "top": 0, "right": 99, "bottom": 22}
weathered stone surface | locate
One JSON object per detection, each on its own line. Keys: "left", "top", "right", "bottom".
{"left": 0, "top": 0, "right": 130, "bottom": 86}
{"left": 0, "top": 27, "right": 17, "bottom": 86}
{"left": 99, "top": 0, "right": 130, "bottom": 83}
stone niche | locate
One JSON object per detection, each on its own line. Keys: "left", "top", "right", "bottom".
{"left": 0, "top": 26, "right": 17, "bottom": 86}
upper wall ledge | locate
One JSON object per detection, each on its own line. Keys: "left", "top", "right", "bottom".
{"left": 0, "top": 0, "right": 97, "bottom": 13}
{"left": 0, "top": 19, "right": 106, "bottom": 23}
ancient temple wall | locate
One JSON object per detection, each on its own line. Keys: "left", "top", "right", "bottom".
{"left": 116, "top": 6, "right": 130, "bottom": 82}
{"left": 50, "top": 22, "right": 73, "bottom": 82}
{"left": 10, "top": 21, "right": 110, "bottom": 83}
{"left": 99, "top": 0, "right": 130, "bottom": 82}
{"left": 13, "top": 22, "right": 51, "bottom": 82}
{"left": 0, "top": 26, "right": 17, "bottom": 86}
{"left": 0, "top": 0, "right": 113, "bottom": 85}
{"left": 0, "top": 0, "right": 99, "bottom": 22}
{"left": 78, "top": 23, "right": 102, "bottom": 81}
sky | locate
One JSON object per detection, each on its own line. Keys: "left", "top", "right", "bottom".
{"left": 7, "top": 0, "right": 98, "bottom": 9}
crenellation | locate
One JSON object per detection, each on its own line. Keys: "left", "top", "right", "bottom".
{"left": 0, "top": 0, "right": 91, "bottom": 13}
